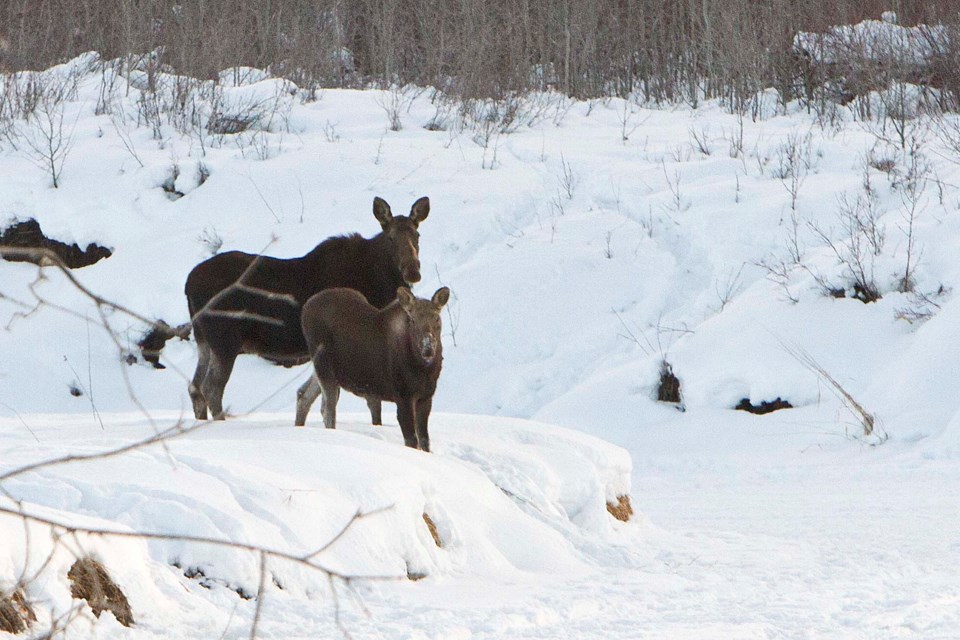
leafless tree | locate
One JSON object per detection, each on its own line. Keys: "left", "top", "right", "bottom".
{"left": 4, "top": 91, "right": 77, "bottom": 188}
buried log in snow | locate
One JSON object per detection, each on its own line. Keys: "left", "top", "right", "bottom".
{"left": 735, "top": 397, "right": 793, "bottom": 415}
{"left": 67, "top": 558, "right": 134, "bottom": 627}
{"left": 0, "top": 219, "right": 112, "bottom": 268}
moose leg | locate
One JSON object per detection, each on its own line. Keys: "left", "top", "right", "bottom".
{"left": 200, "top": 349, "right": 237, "bottom": 420}
{"left": 366, "top": 397, "right": 383, "bottom": 426}
{"left": 189, "top": 343, "right": 212, "bottom": 420}
{"left": 318, "top": 378, "right": 340, "bottom": 429}
{"left": 414, "top": 397, "right": 433, "bottom": 453}
{"left": 294, "top": 374, "right": 321, "bottom": 427}
{"left": 396, "top": 399, "right": 418, "bottom": 449}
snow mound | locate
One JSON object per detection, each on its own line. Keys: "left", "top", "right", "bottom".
{"left": 1, "top": 411, "right": 633, "bottom": 631}
{"left": 794, "top": 14, "right": 945, "bottom": 66}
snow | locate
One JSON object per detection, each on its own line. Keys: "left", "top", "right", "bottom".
{"left": 794, "top": 14, "right": 946, "bottom": 66}
{"left": 2, "top": 52, "right": 960, "bottom": 637}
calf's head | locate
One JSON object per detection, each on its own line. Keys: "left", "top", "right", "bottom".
{"left": 396, "top": 286, "right": 450, "bottom": 365}
{"left": 374, "top": 196, "right": 429, "bottom": 284}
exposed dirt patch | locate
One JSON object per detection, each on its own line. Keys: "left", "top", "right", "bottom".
{"left": 423, "top": 513, "right": 442, "bottom": 548}
{"left": 607, "top": 495, "right": 633, "bottom": 522}
{"left": 735, "top": 397, "right": 794, "bottom": 415}
{"left": 0, "top": 589, "right": 36, "bottom": 634}
{"left": 827, "top": 284, "right": 881, "bottom": 303}
{"left": 67, "top": 558, "right": 134, "bottom": 627}
{"left": 179, "top": 563, "right": 254, "bottom": 598}
{"left": 657, "top": 360, "right": 682, "bottom": 404}
{"left": 405, "top": 561, "right": 427, "bottom": 581}
{"left": 0, "top": 219, "right": 111, "bottom": 268}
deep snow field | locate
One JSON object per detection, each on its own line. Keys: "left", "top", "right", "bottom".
{"left": 2, "top": 54, "right": 960, "bottom": 638}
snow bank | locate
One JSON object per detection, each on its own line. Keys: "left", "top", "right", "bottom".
{"left": 794, "top": 13, "right": 946, "bottom": 66}
{"left": 0, "top": 411, "right": 633, "bottom": 634}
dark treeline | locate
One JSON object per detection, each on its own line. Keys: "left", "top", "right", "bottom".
{"left": 1, "top": 0, "right": 959, "bottom": 106}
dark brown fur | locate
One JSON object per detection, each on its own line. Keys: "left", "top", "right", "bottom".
{"left": 185, "top": 196, "right": 429, "bottom": 421}
{"left": 298, "top": 286, "right": 449, "bottom": 451}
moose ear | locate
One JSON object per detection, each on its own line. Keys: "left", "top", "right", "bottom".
{"left": 432, "top": 287, "right": 450, "bottom": 308}
{"left": 409, "top": 196, "right": 430, "bottom": 226}
{"left": 373, "top": 197, "right": 393, "bottom": 227}
{"left": 396, "top": 286, "right": 415, "bottom": 309}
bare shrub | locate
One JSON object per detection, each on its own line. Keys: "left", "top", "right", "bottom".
{"left": 661, "top": 163, "right": 686, "bottom": 213}
{"left": 135, "top": 89, "right": 164, "bottom": 141}
{"left": 689, "top": 125, "right": 712, "bottom": 155}
{"left": 616, "top": 100, "right": 642, "bottom": 143}
{"left": 894, "top": 285, "right": 949, "bottom": 324}
{"left": 866, "top": 142, "right": 898, "bottom": 174}
{"left": 558, "top": 153, "right": 577, "bottom": 200}
{"left": 5, "top": 95, "right": 77, "bottom": 188}
{"left": 809, "top": 191, "right": 885, "bottom": 302}
{"left": 376, "top": 85, "right": 416, "bottom": 132}
{"left": 895, "top": 136, "right": 930, "bottom": 292}
{"left": 94, "top": 59, "right": 124, "bottom": 116}
{"left": 322, "top": 120, "right": 341, "bottom": 142}
{"left": 715, "top": 264, "right": 746, "bottom": 312}
{"left": 873, "top": 82, "right": 934, "bottom": 151}
{"left": 773, "top": 130, "right": 816, "bottom": 211}
{"left": 109, "top": 101, "right": 144, "bottom": 168}
{"left": 198, "top": 227, "right": 224, "bottom": 256}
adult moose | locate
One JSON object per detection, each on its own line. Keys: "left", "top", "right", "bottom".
{"left": 185, "top": 196, "right": 430, "bottom": 421}
{"left": 298, "top": 286, "right": 450, "bottom": 452}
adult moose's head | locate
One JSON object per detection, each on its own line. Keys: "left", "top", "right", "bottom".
{"left": 374, "top": 196, "right": 429, "bottom": 285}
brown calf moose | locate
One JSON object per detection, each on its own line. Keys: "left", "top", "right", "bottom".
{"left": 297, "top": 286, "right": 450, "bottom": 452}
{"left": 185, "top": 196, "right": 429, "bottom": 421}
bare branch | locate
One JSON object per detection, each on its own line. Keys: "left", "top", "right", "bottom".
{"left": 0, "top": 419, "right": 205, "bottom": 483}
{"left": 0, "top": 504, "right": 399, "bottom": 583}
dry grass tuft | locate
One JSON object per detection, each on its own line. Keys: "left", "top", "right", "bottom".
{"left": 422, "top": 513, "right": 443, "bottom": 548}
{"left": 67, "top": 558, "right": 134, "bottom": 627}
{"left": 782, "top": 343, "right": 885, "bottom": 441}
{"left": 0, "top": 589, "right": 36, "bottom": 634}
{"left": 606, "top": 495, "right": 633, "bottom": 522}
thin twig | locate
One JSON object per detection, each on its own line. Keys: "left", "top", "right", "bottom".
{"left": 0, "top": 504, "right": 400, "bottom": 582}
{"left": 249, "top": 551, "right": 268, "bottom": 640}
{"left": 0, "top": 419, "right": 203, "bottom": 483}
